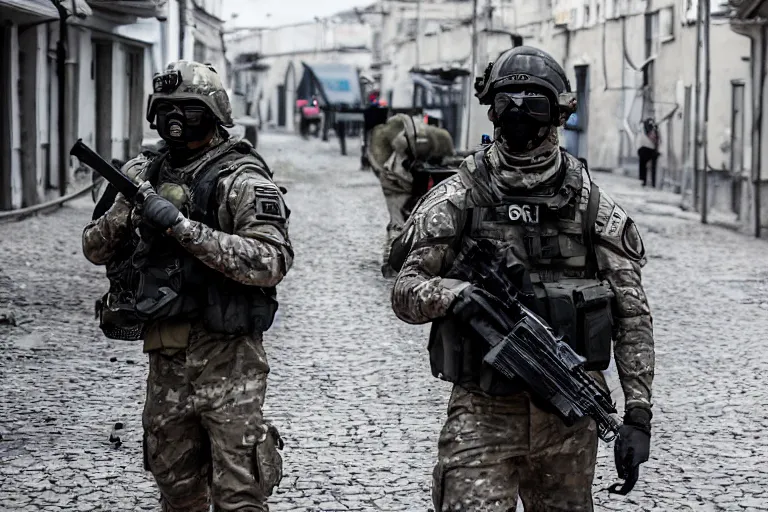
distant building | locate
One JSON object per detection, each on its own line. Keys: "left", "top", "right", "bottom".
{"left": 729, "top": 0, "right": 768, "bottom": 236}
{"left": 224, "top": 15, "right": 372, "bottom": 132}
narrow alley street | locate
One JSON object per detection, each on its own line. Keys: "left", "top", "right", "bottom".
{"left": 1, "top": 132, "right": 767, "bottom": 512}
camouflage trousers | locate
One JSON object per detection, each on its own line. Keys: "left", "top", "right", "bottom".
{"left": 381, "top": 190, "right": 411, "bottom": 268}
{"left": 142, "top": 327, "right": 283, "bottom": 512}
{"left": 433, "top": 386, "right": 598, "bottom": 512}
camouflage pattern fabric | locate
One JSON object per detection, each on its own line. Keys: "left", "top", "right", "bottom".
{"left": 381, "top": 192, "right": 411, "bottom": 269}
{"left": 433, "top": 386, "right": 597, "bottom": 512}
{"left": 82, "top": 134, "right": 291, "bottom": 511}
{"left": 368, "top": 115, "right": 457, "bottom": 268}
{"left": 83, "top": 138, "right": 293, "bottom": 289}
{"left": 390, "top": 145, "right": 655, "bottom": 507}
{"left": 142, "top": 325, "right": 282, "bottom": 512}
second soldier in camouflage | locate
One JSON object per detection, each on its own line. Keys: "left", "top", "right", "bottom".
{"left": 82, "top": 61, "right": 292, "bottom": 512}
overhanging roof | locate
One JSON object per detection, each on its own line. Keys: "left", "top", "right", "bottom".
{"left": 301, "top": 62, "right": 362, "bottom": 107}
{"left": 86, "top": 0, "right": 166, "bottom": 20}
{"left": 409, "top": 67, "right": 469, "bottom": 89}
{"left": 729, "top": 0, "right": 768, "bottom": 19}
{"left": 0, "top": 0, "right": 91, "bottom": 21}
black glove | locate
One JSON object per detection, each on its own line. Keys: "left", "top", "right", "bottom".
{"left": 609, "top": 408, "right": 651, "bottom": 495}
{"left": 135, "top": 182, "right": 183, "bottom": 232}
{"left": 449, "top": 285, "right": 511, "bottom": 327}
{"left": 449, "top": 285, "right": 485, "bottom": 324}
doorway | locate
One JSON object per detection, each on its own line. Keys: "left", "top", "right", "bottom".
{"left": 93, "top": 40, "right": 113, "bottom": 160}
{"left": 126, "top": 47, "right": 144, "bottom": 159}
{"left": 0, "top": 25, "right": 12, "bottom": 210}
{"left": 566, "top": 64, "right": 590, "bottom": 159}
{"left": 277, "top": 84, "right": 286, "bottom": 127}
{"left": 730, "top": 80, "right": 746, "bottom": 214}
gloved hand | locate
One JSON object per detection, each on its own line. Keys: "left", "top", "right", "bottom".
{"left": 135, "top": 181, "right": 184, "bottom": 232}
{"left": 449, "top": 284, "right": 484, "bottom": 324}
{"left": 610, "top": 408, "right": 651, "bottom": 495}
{"left": 449, "top": 284, "right": 508, "bottom": 325}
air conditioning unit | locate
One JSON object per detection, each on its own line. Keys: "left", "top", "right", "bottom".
{"left": 553, "top": 9, "right": 572, "bottom": 27}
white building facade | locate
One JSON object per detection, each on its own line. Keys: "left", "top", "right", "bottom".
{"left": 370, "top": 0, "right": 753, "bottom": 228}
{"left": 0, "top": 0, "right": 226, "bottom": 211}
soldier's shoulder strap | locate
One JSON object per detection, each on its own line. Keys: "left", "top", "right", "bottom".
{"left": 582, "top": 170, "right": 602, "bottom": 276}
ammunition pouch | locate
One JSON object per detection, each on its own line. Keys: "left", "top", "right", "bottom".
{"left": 202, "top": 284, "right": 278, "bottom": 336}
{"left": 96, "top": 243, "right": 146, "bottom": 341}
{"left": 97, "top": 239, "right": 278, "bottom": 339}
{"left": 428, "top": 316, "right": 520, "bottom": 396}
{"left": 534, "top": 279, "right": 614, "bottom": 370}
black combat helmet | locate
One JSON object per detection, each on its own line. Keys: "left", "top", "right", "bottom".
{"left": 474, "top": 46, "right": 577, "bottom": 124}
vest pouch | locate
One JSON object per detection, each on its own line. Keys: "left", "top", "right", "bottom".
{"left": 202, "top": 285, "right": 278, "bottom": 335}
{"left": 573, "top": 282, "right": 615, "bottom": 371}
{"left": 429, "top": 317, "right": 521, "bottom": 396}
{"left": 133, "top": 254, "right": 201, "bottom": 322}
{"left": 428, "top": 318, "right": 466, "bottom": 383}
{"left": 96, "top": 292, "right": 144, "bottom": 341}
{"left": 537, "top": 283, "right": 579, "bottom": 349}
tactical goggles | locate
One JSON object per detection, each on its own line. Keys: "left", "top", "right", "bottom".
{"left": 155, "top": 101, "right": 209, "bottom": 126}
{"left": 493, "top": 92, "right": 552, "bottom": 124}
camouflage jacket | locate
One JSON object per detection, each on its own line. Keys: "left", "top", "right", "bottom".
{"left": 82, "top": 137, "right": 293, "bottom": 290}
{"left": 391, "top": 149, "right": 655, "bottom": 413}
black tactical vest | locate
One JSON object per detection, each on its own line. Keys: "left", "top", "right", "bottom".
{"left": 95, "top": 139, "right": 279, "bottom": 341}
{"left": 428, "top": 148, "right": 614, "bottom": 396}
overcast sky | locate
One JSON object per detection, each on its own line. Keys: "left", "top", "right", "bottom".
{"left": 222, "top": 0, "right": 375, "bottom": 28}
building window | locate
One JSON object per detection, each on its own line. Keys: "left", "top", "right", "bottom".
{"left": 609, "top": 0, "right": 620, "bottom": 18}
{"left": 659, "top": 7, "right": 674, "bottom": 42}
{"left": 644, "top": 11, "right": 660, "bottom": 57}
{"left": 193, "top": 41, "right": 205, "bottom": 63}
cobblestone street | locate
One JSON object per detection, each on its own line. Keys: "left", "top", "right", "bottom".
{"left": 1, "top": 132, "right": 768, "bottom": 512}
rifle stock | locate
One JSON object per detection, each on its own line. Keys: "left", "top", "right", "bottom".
{"left": 70, "top": 139, "right": 139, "bottom": 201}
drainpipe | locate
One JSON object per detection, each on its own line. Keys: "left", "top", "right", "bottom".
{"left": 463, "top": 0, "right": 478, "bottom": 150}
{"left": 693, "top": 0, "right": 702, "bottom": 211}
{"left": 701, "top": 0, "right": 710, "bottom": 224}
{"left": 52, "top": 0, "right": 68, "bottom": 198}
{"left": 755, "top": 25, "right": 765, "bottom": 238}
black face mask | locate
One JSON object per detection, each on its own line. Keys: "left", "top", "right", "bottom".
{"left": 493, "top": 92, "right": 552, "bottom": 153}
{"left": 155, "top": 102, "right": 215, "bottom": 149}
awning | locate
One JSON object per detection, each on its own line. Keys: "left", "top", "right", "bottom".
{"left": 301, "top": 62, "right": 362, "bottom": 108}
{"left": 86, "top": 0, "right": 166, "bottom": 20}
{"left": 409, "top": 67, "right": 469, "bottom": 90}
{"left": 0, "top": 0, "right": 91, "bottom": 21}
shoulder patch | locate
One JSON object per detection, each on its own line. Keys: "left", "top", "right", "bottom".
{"left": 604, "top": 204, "right": 628, "bottom": 238}
{"left": 594, "top": 192, "right": 646, "bottom": 263}
{"left": 622, "top": 219, "right": 645, "bottom": 260}
{"left": 253, "top": 183, "right": 287, "bottom": 222}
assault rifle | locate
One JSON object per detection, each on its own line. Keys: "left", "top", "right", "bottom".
{"left": 447, "top": 238, "right": 623, "bottom": 443}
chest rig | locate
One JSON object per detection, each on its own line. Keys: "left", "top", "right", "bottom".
{"left": 95, "top": 138, "right": 279, "bottom": 341}
{"left": 467, "top": 150, "right": 613, "bottom": 367}
{"left": 427, "top": 149, "right": 614, "bottom": 397}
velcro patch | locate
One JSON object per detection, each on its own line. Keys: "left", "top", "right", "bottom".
{"left": 261, "top": 200, "right": 281, "bottom": 217}
{"left": 255, "top": 195, "right": 286, "bottom": 222}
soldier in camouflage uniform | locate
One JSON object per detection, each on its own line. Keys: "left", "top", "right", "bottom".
{"left": 82, "top": 61, "right": 292, "bottom": 512}
{"left": 367, "top": 114, "right": 456, "bottom": 277}
{"left": 390, "top": 47, "right": 654, "bottom": 511}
